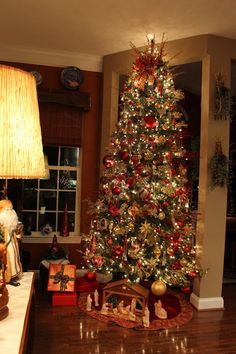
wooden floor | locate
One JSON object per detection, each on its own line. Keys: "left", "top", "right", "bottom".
{"left": 27, "top": 280, "right": 236, "bottom": 354}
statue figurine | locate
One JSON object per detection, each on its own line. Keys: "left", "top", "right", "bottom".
{"left": 86, "top": 294, "right": 92, "bottom": 311}
{"left": 113, "top": 307, "right": 118, "bottom": 315}
{"left": 0, "top": 200, "right": 22, "bottom": 285}
{"left": 125, "top": 304, "right": 131, "bottom": 313}
{"left": 100, "top": 302, "right": 109, "bottom": 315}
{"left": 117, "top": 300, "right": 130, "bottom": 315}
{"left": 94, "top": 289, "right": 99, "bottom": 307}
{"left": 128, "top": 311, "right": 136, "bottom": 321}
{"left": 142, "top": 306, "right": 150, "bottom": 327}
{"left": 117, "top": 300, "right": 125, "bottom": 314}
{"left": 154, "top": 300, "right": 167, "bottom": 319}
{"left": 131, "top": 298, "right": 137, "bottom": 314}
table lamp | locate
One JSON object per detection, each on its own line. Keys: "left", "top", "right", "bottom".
{"left": 0, "top": 64, "right": 46, "bottom": 320}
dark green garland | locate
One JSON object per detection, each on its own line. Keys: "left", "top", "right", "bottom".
{"left": 209, "top": 141, "right": 229, "bottom": 188}
{"left": 214, "top": 73, "right": 231, "bottom": 120}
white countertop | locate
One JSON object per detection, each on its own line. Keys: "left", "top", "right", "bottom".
{"left": 0, "top": 272, "right": 35, "bottom": 354}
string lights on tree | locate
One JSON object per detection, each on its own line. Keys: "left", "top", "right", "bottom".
{"left": 83, "top": 36, "right": 203, "bottom": 292}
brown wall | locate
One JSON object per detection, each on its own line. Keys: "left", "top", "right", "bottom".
{"left": 0, "top": 61, "right": 102, "bottom": 269}
{"left": 22, "top": 243, "right": 83, "bottom": 269}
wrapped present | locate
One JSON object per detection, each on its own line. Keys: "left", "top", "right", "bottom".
{"left": 47, "top": 264, "right": 76, "bottom": 292}
{"left": 52, "top": 291, "right": 77, "bottom": 306}
{"left": 75, "top": 277, "right": 100, "bottom": 293}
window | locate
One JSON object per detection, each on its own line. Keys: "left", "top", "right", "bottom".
{"left": 22, "top": 146, "right": 80, "bottom": 237}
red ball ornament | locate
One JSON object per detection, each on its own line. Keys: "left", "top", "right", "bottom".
{"left": 162, "top": 201, "right": 169, "bottom": 207}
{"left": 175, "top": 189, "right": 183, "bottom": 196}
{"left": 84, "top": 271, "right": 97, "bottom": 282}
{"left": 181, "top": 286, "right": 191, "bottom": 294}
{"left": 177, "top": 221, "right": 185, "bottom": 228}
{"left": 135, "top": 163, "right": 152, "bottom": 178}
{"left": 112, "top": 186, "right": 121, "bottom": 195}
{"left": 173, "top": 242, "right": 180, "bottom": 252}
{"left": 107, "top": 238, "right": 113, "bottom": 245}
{"left": 109, "top": 205, "right": 120, "bottom": 217}
{"left": 182, "top": 245, "right": 190, "bottom": 252}
{"left": 135, "top": 163, "right": 143, "bottom": 175}
{"left": 119, "top": 150, "right": 129, "bottom": 161}
{"left": 140, "top": 133, "right": 146, "bottom": 140}
{"left": 172, "top": 261, "right": 182, "bottom": 270}
{"left": 126, "top": 176, "right": 135, "bottom": 188}
{"left": 112, "top": 245, "right": 124, "bottom": 256}
{"left": 144, "top": 115, "right": 157, "bottom": 129}
{"left": 131, "top": 154, "right": 140, "bottom": 165}
{"left": 136, "top": 259, "right": 142, "bottom": 268}
{"left": 123, "top": 83, "right": 128, "bottom": 91}
{"left": 188, "top": 271, "right": 197, "bottom": 279}
{"left": 103, "top": 155, "right": 114, "bottom": 168}
{"left": 92, "top": 256, "right": 104, "bottom": 267}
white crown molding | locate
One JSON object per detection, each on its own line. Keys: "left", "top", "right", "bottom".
{"left": 0, "top": 45, "right": 103, "bottom": 72}
{"left": 190, "top": 292, "right": 224, "bottom": 310}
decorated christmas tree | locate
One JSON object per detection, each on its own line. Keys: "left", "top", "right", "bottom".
{"left": 83, "top": 36, "right": 202, "bottom": 290}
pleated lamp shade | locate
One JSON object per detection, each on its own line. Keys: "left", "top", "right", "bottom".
{"left": 0, "top": 65, "right": 46, "bottom": 178}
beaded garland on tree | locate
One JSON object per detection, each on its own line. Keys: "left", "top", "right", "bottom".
{"left": 83, "top": 36, "right": 203, "bottom": 288}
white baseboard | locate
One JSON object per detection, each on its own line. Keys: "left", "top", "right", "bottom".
{"left": 190, "top": 292, "right": 224, "bottom": 310}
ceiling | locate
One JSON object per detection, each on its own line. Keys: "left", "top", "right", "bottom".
{"left": 1, "top": 0, "right": 236, "bottom": 58}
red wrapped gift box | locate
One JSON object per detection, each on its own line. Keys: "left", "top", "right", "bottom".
{"left": 52, "top": 291, "right": 77, "bottom": 306}
{"left": 47, "top": 264, "right": 76, "bottom": 292}
{"left": 75, "top": 277, "right": 100, "bottom": 293}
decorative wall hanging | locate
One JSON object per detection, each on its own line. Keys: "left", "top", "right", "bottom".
{"left": 209, "top": 141, "right": 229, "bottom": 188}
{"left": 60, "top": 66, "right": 84, "bottom": 90}
{"left": 214, "top": 73, "right": 231, "bottom": 120}
{"left": 30, "top": 70, "right": 43, "bottom": 86}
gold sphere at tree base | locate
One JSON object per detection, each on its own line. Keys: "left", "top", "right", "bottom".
{"left": 151, "top": 280, "right": 167, "bottom": 296}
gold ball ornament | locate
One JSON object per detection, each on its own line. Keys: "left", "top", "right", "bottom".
{"left": 157, "top": 108, "right": 166, "bottom": 116}
{"left": 167, "top": 247, "right": 174, "bottom": 256}
{"left": 153, "top": 247, "right": 161, "bottom": 258}
{"left": 162, "top": 123, "right": 169, "bottom": 130}
{"left": 180, "top": 258, "right": 188, "bottom": 266}
{"left": 158, "top": 211, "right": 166, "bottom": 220}
{"left": 151, "top": 280, "right": 167, "bottom": 296}
{"left": 158, "top": 135, "right": 166, "bottom": 144}
{"left": 113, "top": 225, "right": 122, "bottom": 234}
{"left": 144, "top": 150, "right": 154, "bottom": 161}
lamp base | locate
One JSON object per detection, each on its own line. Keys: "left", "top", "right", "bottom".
{"left": 0, "top": 285, "right": 9, "bottom": 321}
{"left": 0, "top": 305, "right": 8, "bottom": 320}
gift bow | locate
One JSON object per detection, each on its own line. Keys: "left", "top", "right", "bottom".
{"left": 50, "top": 264, "right": 74, "bottom": 291}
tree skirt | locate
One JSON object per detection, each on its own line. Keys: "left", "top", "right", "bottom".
{"left": 77, "top": 290, "right": 193, "bottom": 330}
